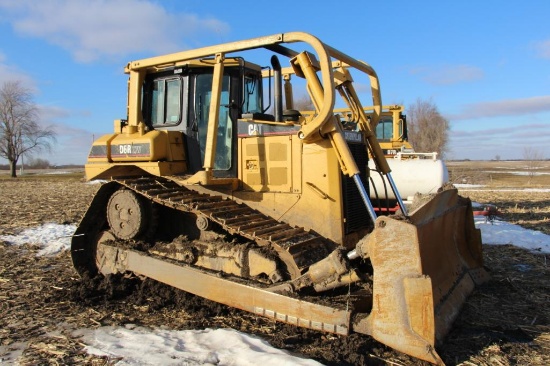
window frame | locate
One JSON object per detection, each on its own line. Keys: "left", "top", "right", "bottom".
{"left": 148, "top": 75, "right": 184, "bottom": 128}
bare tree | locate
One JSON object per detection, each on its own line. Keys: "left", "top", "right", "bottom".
{"left": 522, "top": 146, "right": 545, "bottom": 183}
{"left": 407, "top": 98, "right": 450, "bottom": 157}
{"left": 292, "top": 94, "right": 315, "bottom": 111}
{"left": 0, "top": 81, "right": 56, "bottom": 177}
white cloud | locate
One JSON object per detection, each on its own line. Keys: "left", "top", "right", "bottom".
{"left": 33, "top": 104, "right": 101, "bottom": 165}
{"left": 534, "top": 39, "right": 550, "bottom": 59}
{"left": 449, "top": 95, "right": 550, "bottom": 120}
{"left": 38, "top": 104, "right": 72, "bottom": 122}
{"left": 410, "top": 64, "right": 484, "bottom": 85}
{"left": 37, "top": 122, "right": 96, "bottom": 165}
{"left": 0, "top": 0, "right": 230, "bottom": 62}
{"left": 448, "top": 122, "right": 550, "bottom": 160}
{"left": 0, "top": 53, "right": 37, "bottom": 89}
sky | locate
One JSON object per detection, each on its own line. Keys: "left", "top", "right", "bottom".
{"left": 1, "top": 183, "right": 549, "bottom": 364}
{"left": 0, "top": 0, "right": 549, "bottom": 165}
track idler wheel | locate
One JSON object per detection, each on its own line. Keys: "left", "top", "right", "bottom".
{"left": 107, "top": 188, "right": 156, "bottom": 240}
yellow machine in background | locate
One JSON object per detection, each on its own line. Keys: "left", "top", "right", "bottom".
{"left": 369, "top": 104, "right": 414, "bottom": 157}
{"left": 72, "top": 32, "right": 487, "bottom": 364}
{"left": 368, "top": 104, "right": 450, "bottom": 206}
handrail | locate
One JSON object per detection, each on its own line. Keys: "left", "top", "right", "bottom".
{"left": 124, "top": 32, "right": 382, "bottom": 143}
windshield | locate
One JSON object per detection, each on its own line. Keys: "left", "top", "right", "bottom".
{"left": 375, "top": 117, "right": 393, "bottom": 141}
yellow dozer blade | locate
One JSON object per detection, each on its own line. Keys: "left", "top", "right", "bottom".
{"left": 354, "top": 187, "right": 489, "bottom": 364}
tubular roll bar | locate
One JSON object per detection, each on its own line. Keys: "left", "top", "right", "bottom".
{"left": 124, "top": 31, "right": 407, "bottom": 217}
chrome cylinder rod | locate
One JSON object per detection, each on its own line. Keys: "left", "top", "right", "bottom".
{"left": 353, "top": 174, "right": 378, "bottom": 225}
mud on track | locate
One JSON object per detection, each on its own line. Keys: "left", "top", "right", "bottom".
{"left": 0, "top": 177, "right": 549, "bottom": 365}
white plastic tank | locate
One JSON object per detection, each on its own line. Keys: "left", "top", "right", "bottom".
{"left": 368, "top": 157, "right": 449, "bottom": 201}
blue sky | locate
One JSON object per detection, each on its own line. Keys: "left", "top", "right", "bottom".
{"left": 0, "top": 0, "right": 549, "bottom": 165}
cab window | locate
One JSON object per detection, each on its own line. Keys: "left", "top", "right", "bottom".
{"left": 151, "top": 77, "right": 182, "bottom": 126}
{"left": 243, "top": 75, "right": 262, "bottom": 114}
{"left": 375, "top": 117, "right": 393, "bottom": 141}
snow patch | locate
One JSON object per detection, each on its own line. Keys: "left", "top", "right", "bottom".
{"left": 0, "top": 223, "right": 76, "bottom": 256}
{"left": 474, "top": 216, "right": 550, "bottom": 253}
{"left": 76, "top": 326, "right": 322, "bottom": 366}
{"left": 87, "top": 179, "right": 108, "bottom": 185}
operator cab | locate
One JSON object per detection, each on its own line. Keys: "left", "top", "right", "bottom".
{"left": 375, "top": 112, "right": 408, "bottom": 142}
{"left": 141, "top": 58, "right": 266, "bottom": 178}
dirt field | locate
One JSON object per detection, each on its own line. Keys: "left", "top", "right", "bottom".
{"left": 0, "top": 162, "right": 549, "bottom": 365}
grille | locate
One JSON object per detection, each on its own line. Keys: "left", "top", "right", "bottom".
{"left": 342, "top": 142, "right": 371, "bottom": 234}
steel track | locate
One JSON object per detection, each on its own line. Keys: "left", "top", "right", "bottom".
{"left": 115, "top": 176, "right": 336, "bottom": 275}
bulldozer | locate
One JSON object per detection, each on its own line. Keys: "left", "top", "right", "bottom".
{"left": 71, "top": 32, "right": 488, "bottom": 364}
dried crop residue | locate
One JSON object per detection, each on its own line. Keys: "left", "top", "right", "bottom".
{"left": 460, "top": 190, "right": 550, "bottom": 235}
{"left": 0, "top": 176, "right": 549, "bottom": 365}
{"left": 0, "top": 177, "right": 99, "bottom": 235}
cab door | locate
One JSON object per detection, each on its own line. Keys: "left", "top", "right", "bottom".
{"left": 187, "top": 72, "right": 236, "bottom": 177}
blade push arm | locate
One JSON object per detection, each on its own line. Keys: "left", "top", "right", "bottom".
{"left": 292, "top": 51, "right": 407, "bottom": 218}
